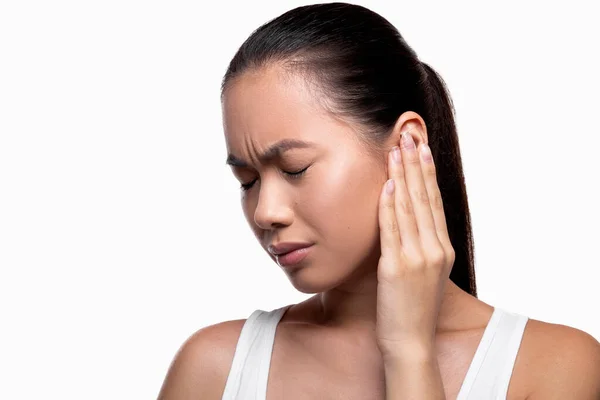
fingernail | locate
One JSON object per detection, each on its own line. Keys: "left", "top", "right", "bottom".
{"left": 420, "top": 143, "right": 432, "bottom": 163}
{"left": 402, "top": 131, "right": 415, "bottom": 150}
{"left": 392, "top": 146, "right": 401, "bottom": 163}
{"left": 386, "top": 179, "right": 395, "bottom": 194}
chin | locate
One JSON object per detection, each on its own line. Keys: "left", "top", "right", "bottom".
{"left": 283, "top": 265, "right": 351, "bottom": 294}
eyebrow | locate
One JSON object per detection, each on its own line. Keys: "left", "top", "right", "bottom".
{"left": 225, "top": 139, "right": 317, "bottom": 168}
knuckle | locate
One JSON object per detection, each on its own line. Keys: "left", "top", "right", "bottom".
{"left": 386, "top": 218, "right": 399, "bottom": 233}
{"left": 380, "top": 199, "right": 393, "bottom": 216}
{"left": 408, "top": 255, "right": 426, "bottom": 269}
{"left": 447, "top": 247, "right": 456, "bottom": 265}
{"left": 431, "top": 193, "right": 444, "bottom": 210}
{"left": 427, "top": 249, "right": 446, "bottom": 266}
{"left": 411, "top": 189, "right": 430, "bottom": 205}
{"left": 382, "top": 200, "right": 395, "bottom": 212}
{"left": 423, "top": 164, "right": 437, "bottom": 177}
{"left": 396, "top": 199, "right": 414, "bottom": 215}
{"left": 405, "top": 154, "right": 420, "bottom": 165}
{"left": 381, "top": 268, "right": 405, "bottom": 283}
{"left": 392, "top": 173, "right": 405, "bottom": 184}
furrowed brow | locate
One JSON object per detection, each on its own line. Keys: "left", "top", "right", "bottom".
{"left": 225, "top": 139, "right": 316, "bottom": 168}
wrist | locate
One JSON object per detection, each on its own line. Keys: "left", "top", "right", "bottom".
{"left": 380, "top": 339, "right": 438, "bottom": 368}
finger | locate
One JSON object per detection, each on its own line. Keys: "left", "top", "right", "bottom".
{"left": 399, "top": 131, "right": 440, "bottom": 252}
{"left": 418, "top": 141, "right": 453, "bottom": 252}
{"left": 378, "top": 174, "right": 402, "bottom": 261}
{"left": 388, "top": 141, "right": 421, "bottom": 255}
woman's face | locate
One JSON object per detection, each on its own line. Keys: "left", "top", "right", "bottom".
{"left": 222, "top": 65, "right": 389, "bottom": 294}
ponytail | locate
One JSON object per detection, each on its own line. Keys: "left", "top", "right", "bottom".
{"left": 420, "top": 61, "right": 477, "bottom": 297}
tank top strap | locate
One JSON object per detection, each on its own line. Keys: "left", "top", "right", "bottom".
{"left": 221, "top": 305, "right": 291, "bottom": 400}
{"left": 494, "top": 309, "right": 529, "bottom": 398}
{"left": 457, "top": 307, "right": 529, "bottom": 399}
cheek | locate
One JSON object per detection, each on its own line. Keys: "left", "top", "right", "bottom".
{"left": 306, "top": 162, "right": 383, "bottom": 246}
{"left": 240, "top": 198, "right": 260, "bottom": 240}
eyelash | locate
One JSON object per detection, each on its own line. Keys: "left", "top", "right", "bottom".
{"left": 240, "top": 166, "right": 309, "bottom": 192}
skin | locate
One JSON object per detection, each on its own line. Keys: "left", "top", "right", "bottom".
{"left": 157, "top": 63, "right": 600, "bottom": 399}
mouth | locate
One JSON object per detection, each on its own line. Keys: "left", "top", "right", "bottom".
{"left": 268, "top": 241, "right": 314, "bottom": 256}
{"left": 275, "top": 244, "right": 313, "bottom": 267}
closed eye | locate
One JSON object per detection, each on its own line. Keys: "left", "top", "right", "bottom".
{"left": 240, "top": 166, "right": 310, "bottom": 191}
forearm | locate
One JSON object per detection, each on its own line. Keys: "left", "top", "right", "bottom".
{"left": 383, "top": 348, "right": 446, "bottom": 400}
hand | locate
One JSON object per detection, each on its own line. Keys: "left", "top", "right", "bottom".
{"left": 376, "top": 130, "right": 455, "bottom": 359}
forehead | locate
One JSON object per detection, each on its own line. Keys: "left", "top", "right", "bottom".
{"left": 221, "top": 66, "right": 344, "bottom": 157}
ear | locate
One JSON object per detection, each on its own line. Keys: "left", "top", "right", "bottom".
{"left": 385, "top": 111, "right": 429, "bottom": 150}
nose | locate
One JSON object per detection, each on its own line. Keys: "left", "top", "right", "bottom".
{"left": 253, "top": 179, "right": 294, "bottom": 230}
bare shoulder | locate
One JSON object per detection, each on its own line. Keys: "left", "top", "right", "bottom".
{"left": 156, "top": 318, "right": 246, "bottom": 400}
{"left": 522, "top": 318, "right": 600, "bottom": 399}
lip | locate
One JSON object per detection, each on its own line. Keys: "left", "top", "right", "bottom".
{"left": 268, "top": 241, "right": 313, "bottom": 256}
{"left": 275, "top": 245, "right": 313, "bottom": 267}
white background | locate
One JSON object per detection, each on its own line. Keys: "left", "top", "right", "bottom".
{"left": 1, "top": 1, "right": 598, "bottom": 399}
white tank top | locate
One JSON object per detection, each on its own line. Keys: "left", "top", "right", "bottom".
{"left": 221, "top": 305, "right": 529, "bottom": 400}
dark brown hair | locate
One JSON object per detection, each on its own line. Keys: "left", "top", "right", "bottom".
{"left": 221, "top": 2, "right": 477, "bottom": 297}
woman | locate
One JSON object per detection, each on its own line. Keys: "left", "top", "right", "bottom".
{"left": 158, "top": 3, "right": 600, "bottom": 399}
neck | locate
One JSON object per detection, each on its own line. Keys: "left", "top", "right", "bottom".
{"left": 313, "top": 267, "right": 468, "bottom": 334}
